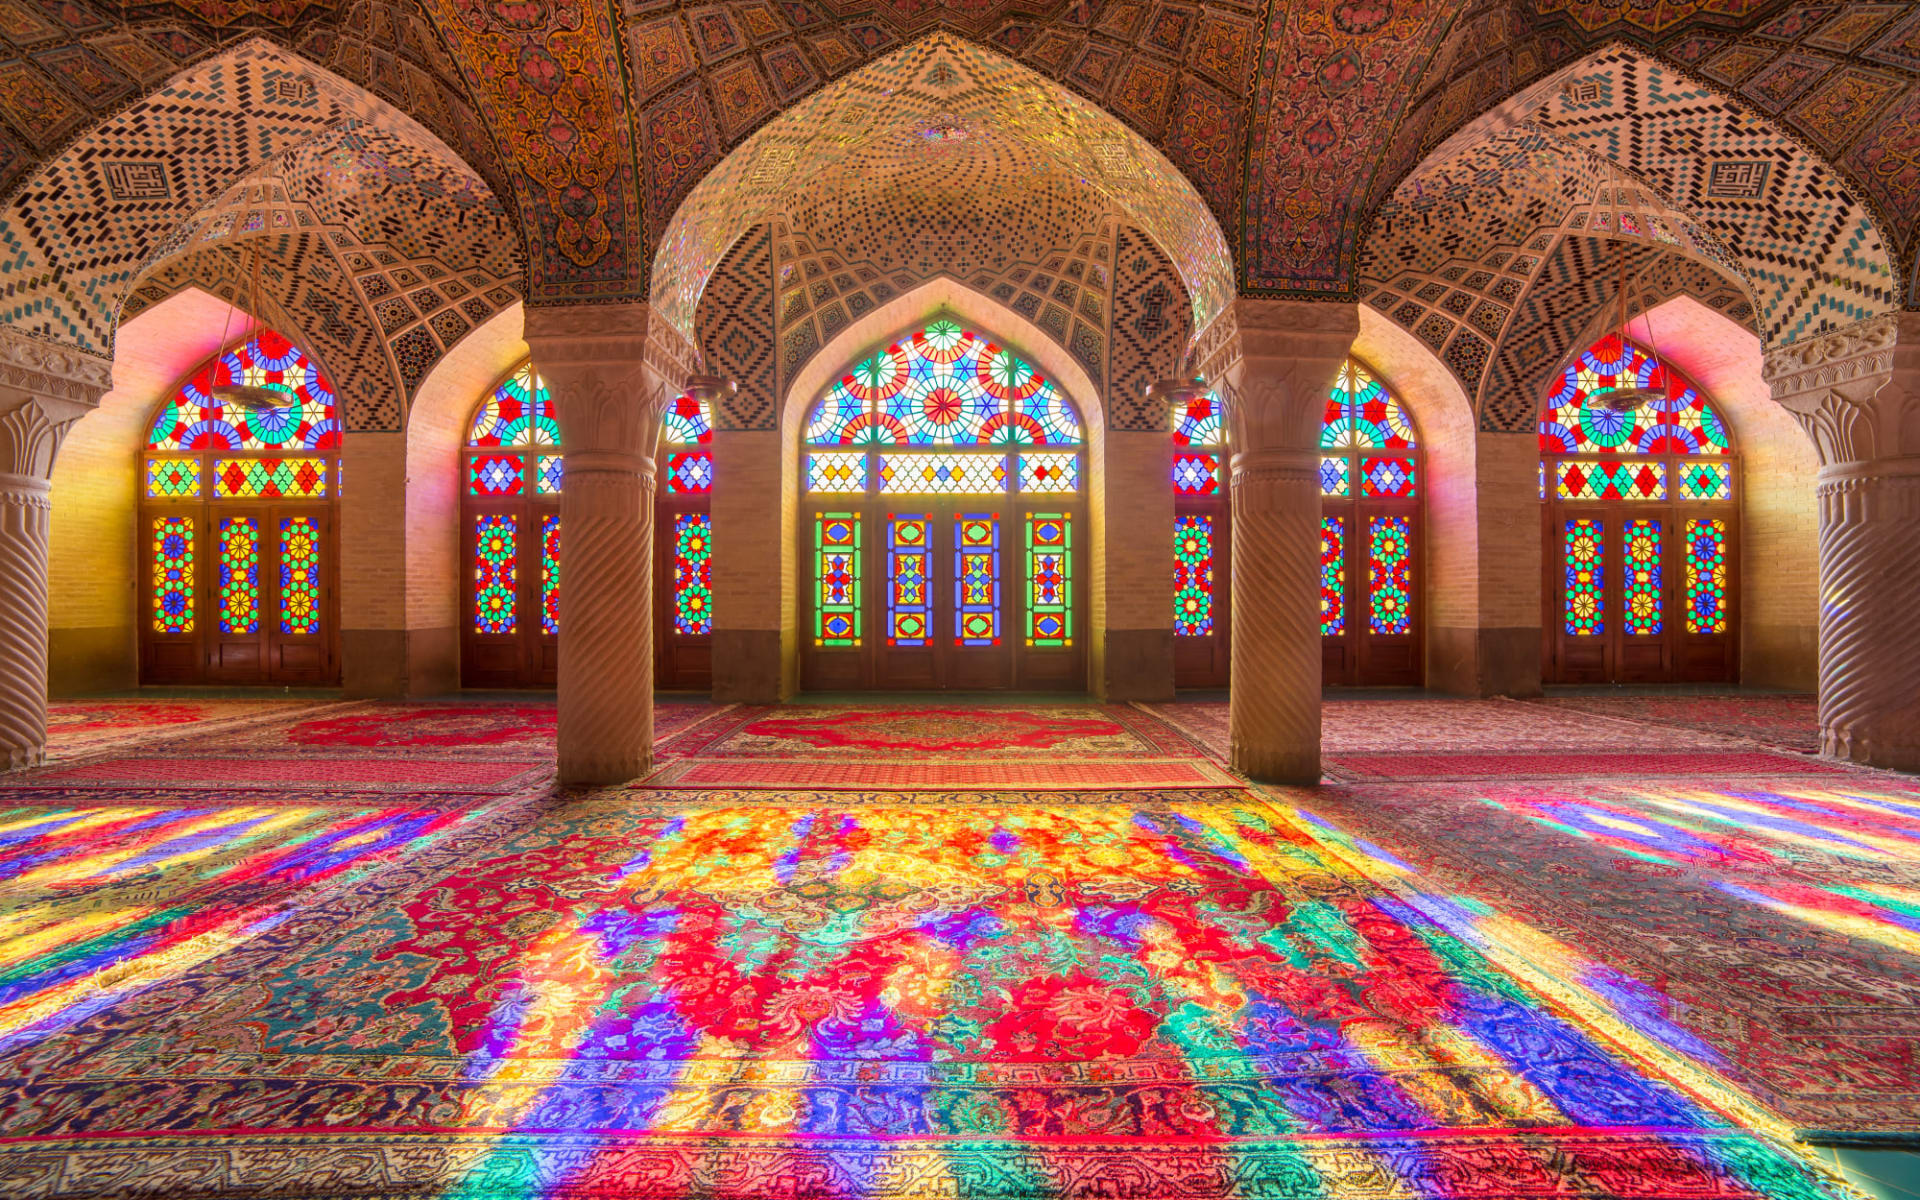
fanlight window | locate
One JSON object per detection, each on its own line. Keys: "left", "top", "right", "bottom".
{"left": 139, "top": 329, "right": 340, "bottom": 685}
{"left": 1539, "top": 335, "right": 1738, "bottom": 680}
{"left": 1539, "top": 335, "right": 1733, "bottom": 503}
{"left": 805, "top": 318, "right": 1083, "bottom": 497}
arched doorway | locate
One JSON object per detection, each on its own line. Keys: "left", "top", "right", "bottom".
{"left": 800, "top": 318, "right": 1085, "bottom": 691}
{"left": 461, "top": 362, "right": 715, "bottom": 689}
{"left": 138, "top": 330, "right": 341, "bottom": 685}
{"left": 1541, "top": 334, "right": 1738, "bottom": 684}
{"left": 1173, "top": 389, "right": 1230, "bottom": 688}
{"left": 1320, "top": 359, "right": 1423, "bottom": 686}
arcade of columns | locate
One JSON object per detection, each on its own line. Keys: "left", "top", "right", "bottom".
{"left": 1, "top": 298, "right": 1915, "bottom": 783}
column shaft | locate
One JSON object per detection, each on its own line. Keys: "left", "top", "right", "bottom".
{"left": 1814, "top": 461, "right": 1920, "bottom": 770}
{"left": 0, "top": 474, "right": 51, "bottom": 769}
{"left": 1227, "top": 449, "right": 1322, "bottom": 780}
{"left": 557, "top": 450, "right": 656, "bottom": 783}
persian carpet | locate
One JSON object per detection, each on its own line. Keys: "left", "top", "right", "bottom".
{"left": 657, "top": 703, "right": 1205, "bottom": 759}
{"left": 1321, "top": 750, "right": 1852, "bottom": 782}
{"left": 165, "top": 699, "right": 728, "bottom": 758}
{"left": 1276, "top": 777, "right": 1920, "bottom": 1136}
{"left": 3, "top": 756, "right": 550, "bottom": 792}
{"left": 639, "top": 757, "right": 1241, "bottom": 790}
{"left": 43, "top": 699, "right": 337, "bottom": 758}
{"left": 0, "top": 795, "right": 513, "bottom": 1056}
{"left": 1142, "top": 699, "right": 1750, "bottom": 766}
{"left": 1538, "top": 694, "right": 1821, "bottom": 754}
{"left": 0, "top": 787, "right": 1850, "bottom": 1199}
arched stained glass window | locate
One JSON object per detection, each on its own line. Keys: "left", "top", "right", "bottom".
{"left": 801, "top": 318, "right": 1084, "bottom": 691}
{"left": 1172, "top": 389, "right": 1229, "bottom": 688}
{"left": 138, "top": 330, "right": 340, "bottom": 685}
{"left": 1321, "top": 359, "right": 1421, "bottom": 686}
{"left": 461, "top": 364, "right": 715, "bottom": 689}
{"left": 1541, "top": 334, "right": 1737, "bottom": 683}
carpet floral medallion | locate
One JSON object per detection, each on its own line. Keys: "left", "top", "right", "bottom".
{"left": 0, "top": 788, "right": 1852, "bottom": 1198}
{"left": 658, "top": 704, "right": 1204, "bottom": 759}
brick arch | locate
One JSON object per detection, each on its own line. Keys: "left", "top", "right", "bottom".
{"left": 0, "top": 38, "right": 518, "bottom": 365}
{"left": 649, "top": 33, "right": 1232, "bottom": 350}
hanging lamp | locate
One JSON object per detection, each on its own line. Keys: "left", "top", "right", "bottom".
{"left": 1590, "top": 261, "right": 1671, "bottom": 414}
{"left": 207, "top": 244, "right": 293, "bottom": 412}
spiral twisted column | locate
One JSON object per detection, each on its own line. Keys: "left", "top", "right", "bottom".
{"left": 1813, "top": 462, "right": 1920, "bottom": 770}
{"left": 1194, "top": 298, "right": 1359, "bottom": 784}
{"left": 0, "top": 473, "right": 51, "bottom": 770}
{"left": 1227, "top": 448, "right": 1325, "bottom": 781}
{"left": 557, "top": 449, "right": 657, "bottom": 784}
{"left": 526, "top": 302, "right": 695, "bottom": 786}
{"left": 1764, "top": 312, "right": 1920, "bottom": 773}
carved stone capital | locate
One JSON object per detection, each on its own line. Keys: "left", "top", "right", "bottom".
{"left": 522, "top": 302, "right": 691, "bottom": 456}
{"left": 1761, "top": 313, "right": 1920, "bottom": 466}
{"left": 1204, "top": 300, "right": 1359, "bottom": 455}
{"left": 0, "top": 326, "right": 113, "bottom": 407}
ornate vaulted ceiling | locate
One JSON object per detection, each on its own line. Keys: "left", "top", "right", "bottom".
{"left": 3, "top": 0, "right": 1920, "bottom": 346}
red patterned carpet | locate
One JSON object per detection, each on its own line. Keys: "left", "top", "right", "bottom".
{"left": 1538, "top": 693, "right": 1821, "bottom": 754}
{"left": 0, "top": 695, "right": 1903, "bottom": 1198}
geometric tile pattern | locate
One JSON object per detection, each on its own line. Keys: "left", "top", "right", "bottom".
{"left": 1530, "top": 49, "right": 1899, "bottom": 346}
{"left": 648, "top": 35, "right": 1232, "bottom": 344}
{"left": 1108, "top": 226, "right": 1190, "bottom": 431}
{"left": 696, "top": 223, "right": 776, "bottom": 432}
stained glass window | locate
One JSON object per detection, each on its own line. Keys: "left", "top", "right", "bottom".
{"left": 955, "top": 514, "right": 1001, "bottom": 646}
{"left": 474, "top": 514, "right": 517, "bottom": 635}
{"left": 537, "top": 455, "right": 564, "bottom": 495}
{"left": 217, "top": 516, "right": 259, "bottom": 635}
{"left": 1676, "top": 460, "right": 1732, "bottom": 501}
{"left": 805, "top": 321, "right": 1081, "bottom": 494}
{"left": 662, "top": 392, "right": 713, "bottom": 445}
{"left": 1025, "top": 513, "right": 1072, "bottom": 646}
{"left": 213, "top": 457, "right": 329, "bottom": 499}
{"left": 1551, "top": 460, "right": 1666, "bottom": 501}
{"left": 541, "top": 515, "right": 560, "bottom": 636}
{"left": 147, "top": 458, "right": 201, "bottom": 498}
{"left": 1174, "top": 515, "right": 1214, "bottom": 637}
{"left": 468, "top": 362, "right": 559, "bottom": 448}
{"left": 1174, "top": 453, "right": 1220, "bottom": 496}
{"left": 1017, "top": 452, "right": 1078, "bottom": 494}
{"left": 151, "top": 516, "right": 195, "bottom": 634}
{"left": 1172, "top": 391, "right": 1225, "bottom": 447}
{"left": 1623, "top": 518, "right": 1662, "bottom": 635}
{"left": 1325, "top": 360, "right": 1418, "bottom": 451}
{"left": 665, "top": 450, "right": 714, "bottom": 494}
{"left": 468, "top": 454, "right": 525, "bottom": 497}
{"left": 146, "top": 330, "right": 340, "bottom": 452}
{"left": 1368, "top": 516, "right": 1412, "bottom": 636}
{"left": 886, "top": 515, "right": 931, "bottom": 647}
{"left": 1320, "top": 516, "right": 1345, "bottom": 636}
{"left": 1321, "top": 359, "right": 1421, "bottom": 676}
{"left": 1685, "top": 518, "right": 1727, "bottom": 634}
{"left": 877, "top": 453, "right": 1007, "bottom": 494}
{"left": 278, "top": 517, "right": 321, "bottom": 635}
{"left": 1539, "top": 335, "right": 1730, "bottom": 456}
{"left": 672, "top": 513, "right": 710, "bottom": 636}
{"left": 815, "top": 513, "right": 861, "bottom": 646}
{"left": 1564, "top": 518, "right": 1603, "bottom": 636}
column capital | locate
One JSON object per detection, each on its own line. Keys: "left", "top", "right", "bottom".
{"left": 1762, "top": 311, "right": 1920, "bottom": 466}
{"left": 0, "top": 327, "right": 110, "bottom": 479}
{"left": 522, "top": 301, "right": 695, "bottom": 455}
{"left": 1194, "top": 298, "right": 1359, "bottom": 455}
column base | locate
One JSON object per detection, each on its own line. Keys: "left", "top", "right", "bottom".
{"left": 1823, "top": 730, "right": 1920, "bottom": 775}
{"left": 2, "top": 744, "right": 44, "bottom": 773}
{"left": 559, "top": 752, "right": 654, "bottom": 788}
{"left": 1230, "top": 741, "right": 1320, "bottom": 785}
